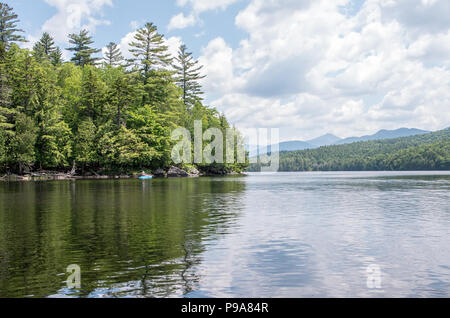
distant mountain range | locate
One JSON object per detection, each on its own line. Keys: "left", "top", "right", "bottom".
{"left": 248, "top": 127, "right": 450, "bottom": 172}
{"left": 249, "top": 128, "right": 431, "bottom": 156}
{"left": 307, "top": 133, "right": 342, "bottom": 147}
{"left": 334, "top": 128, "right": 430, "bottom": 145}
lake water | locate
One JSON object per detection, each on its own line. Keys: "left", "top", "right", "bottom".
{"left": 0, "top": 172, "right": 449, "bottom": 298}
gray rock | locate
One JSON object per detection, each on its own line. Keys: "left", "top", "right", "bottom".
{"left": 167, "top": 166, "right": 189, "bottom": 178}
{"left": 153, "top": 168, "right": 166, "bottom": 178}
{"left": 188, "top": 167, "right": 201, "bottom": 177}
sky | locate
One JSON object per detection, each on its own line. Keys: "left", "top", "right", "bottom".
{"left": 7, "top": 0, "right": 450, "bottom": 141}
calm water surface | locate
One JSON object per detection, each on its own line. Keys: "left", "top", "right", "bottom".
{"left": 0, "top": 172, "right": 449, "bottom": 298}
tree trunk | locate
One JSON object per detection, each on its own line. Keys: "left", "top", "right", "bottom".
{"left": 70, "top": 161, "right": 76, "bottom": 176}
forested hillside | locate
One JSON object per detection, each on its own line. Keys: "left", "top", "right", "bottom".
{"left": 0, "top": 3, "right": 247, "bottom": 175}
{"left": 248, "top": 129, "right": 450, "bottom": 172}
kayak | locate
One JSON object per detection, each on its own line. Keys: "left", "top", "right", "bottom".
{"left": 139, "top": 176, "right": 153, "bottom": 180}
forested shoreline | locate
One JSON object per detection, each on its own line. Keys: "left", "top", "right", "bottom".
{"left": 249, "top": 128, "right": 450, "bottom": 172}
{"left": 0, "top": 3, "right": 247, "bottom": 178}
{"left": 1, "top": 2, "right": 447, "bottom": 180}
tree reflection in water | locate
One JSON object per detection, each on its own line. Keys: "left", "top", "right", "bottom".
{"left": 0, "top": 177, "right": 246, "bottom": 298}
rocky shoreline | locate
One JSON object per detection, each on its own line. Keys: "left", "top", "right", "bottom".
{"left": 0, "top": 166, "right": 245, "bottom": 182}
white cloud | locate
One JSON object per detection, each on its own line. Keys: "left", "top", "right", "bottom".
{"left": 168, "top": 0, "right": 242, "bottom": 30}
{"left": 129, "top": 20, "right": 140, "bottom": 30}
{"left": 165, "top": 36, "right": 183, "bottom": 60}
{"left": 198, "top": 0, "right": 450, "bottom": 140}
{"left": 118, "top": 31, "right": 136, "bottom": 60}
{"left": 23, "top": 34, "right": 39, "bottom": 50}
{"left": 168, "top": 13, "right": 197, "bottom": 31}
{"left": 199, "top": 38, "right": 238, "bottom": 94}
{"left": 176, "top": 0, "right": 242, "bottom": 13}
{"left": 377, "top": 0, "right": 450, "bottom": 33}
{"left": 42, "top": 0, "right": 113, "bottom": 43}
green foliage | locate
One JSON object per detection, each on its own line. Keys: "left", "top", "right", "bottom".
{"left": 36, "top": 112, "right": 72, "bottom": 169}
{"left": 74, "top": 118, "right": 97, "bottom": 168}
{"left": 103, "top": 42, "right": 124, "bottom": 67}
{"left": 33, "top": 32, "right": 59, "bottom": 64}
{"left": 0, "top": 6, "right": 247, "bottom": 174}
{"left": 9, "top": 113, "right": 37, "bottom": 172}
{"left": 128, "top": 22, "right": 172, "bottom": 81}
{"left": 58, "top": 63, "right": 83, "bottom": 130}
{"left": 126, "top": 105, "right": 173, "bottom": 168}
{"left": 0, "top": 127, "right": 5, "bottom": 166}
{"left": 67, "top": 29, "right": 101, "bottom": 66}
{"left": 0, "top": 3, "right": 25, "bottom": 51}
{"left": 97, "top": 123, "right": 154, "bottom": 168}
{"left": 33, "top": 32, "right": 63, "bottom": 66}
{"left": 0, "top": 43, "right": 14, "bottom": 143}
{"left": 174, "top": 44, "right": 206, "bottom": 108}
{"left": 50, "top": 47, "right": 63, "bottom": 66}
{"left": 80, "top": 65, "right": 108, "bottom": 123}
{"left": 107, "top": 71, "right": 135, "bottom": 126}
{"left": 143, "top": 70, "right": 183, "bottom": 114}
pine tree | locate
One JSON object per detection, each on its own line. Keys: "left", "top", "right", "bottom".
{"left": 0, "top": 46, "right": 15, "bottom": 137}
{"left": 103, "top": 42, "right": 124, "bottom": 67}
{"left": 67, "top": 29, "right": 100, "bottom": 66}
{"left": 109, "top": 74, "right": 134, "bottom": 126}
{"left": 50, "top": 47, "right": 63, "bottom": 66}
{"left": 0, "top": 3, "right": 25, "bottom": 52}
{"left": 174, "top": 44, "right": 206, "bottom": 108}
{"left": 8, "top": 49, "right": 37, "bottom": 115}
{"left": 80, "top": 66, "right": 107, "bottom": 122}
{"left": 30, "top": 64, "right": 72, "bottom": 168}
{"left": 33, "top": 32, "right": 56, "bottom": 62}
{"left": 128, "top": 22, "right": 172, "bottom": 81}
{"left": 0, "top": 51, "right": 12, "bottom": 127}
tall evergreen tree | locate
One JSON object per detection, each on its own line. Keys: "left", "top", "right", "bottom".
{"left": 174, "top": 44, "right": 206, "bottom": 108}
{"left": 8, "top": 48, "right": 38, "bottom": 115}
{"left": 0, "top": 3, "right": 25, "bottom": 52}
{"left": 0, "top": 49, "right": 12, "bottom": 128}
{"left": 67, "top": 29, "right": 100, "bottom": 66}
{"left": 103, "top": 42, "right": 124, "bottom": 67}
{"left": 109, "top": 74, "right": 133, "bottom": 126}
{"left": 80, "top": 66, "right": 107, "bottom": 122}
{"left": 128, "top": 22, "right": 172, "bottom": 81}
{"left": 33, "top": 32, "right": 57, "bottom": 62}
{"left": 0, "top": 2, "right": 22, "bottom": 129}
{"left": 30, "top": 64, "right": 72, "bottom": 168}
{"left": 50, "top": 47, "right": 63, "bottom": 66}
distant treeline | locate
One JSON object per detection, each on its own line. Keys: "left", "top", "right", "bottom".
{"left": 248, "top": 129, "right": 450, "bottom": 172}
{"left": 0, "top": 3, "right": 247, "bottom": 175}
